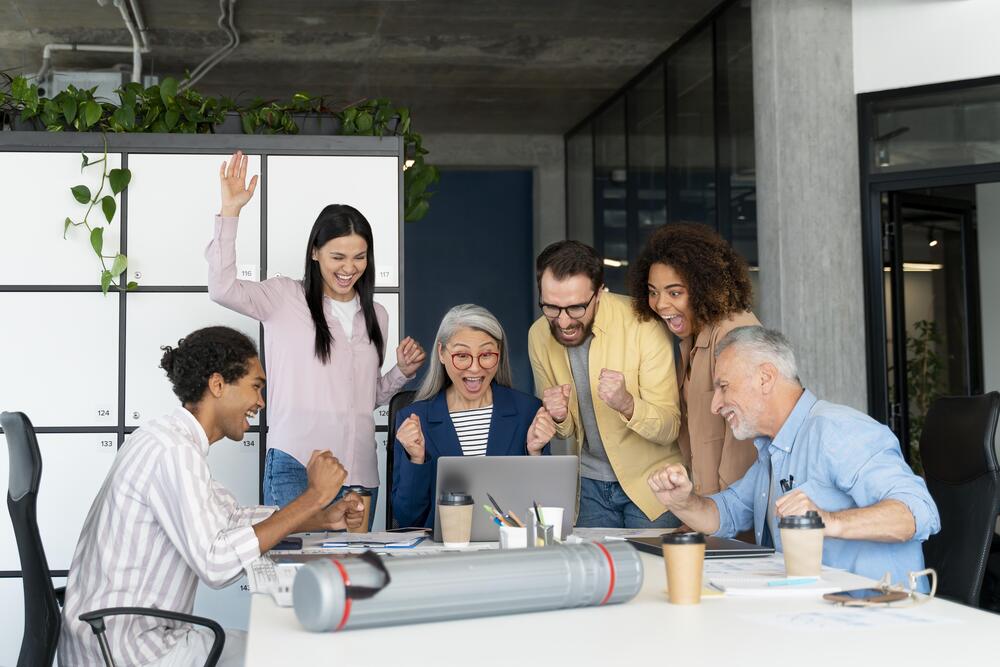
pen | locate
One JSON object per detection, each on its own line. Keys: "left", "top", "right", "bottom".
{"left": 533, "top": 501, "right": 545, "bottom": 525}
{"left": 482, "top": 504, "right": 511, "bottom": 526}
{"left": 789, "top": 474, "right": 795, "bottom": 488}
{"left": 767, "top": 577, "right": 818, "bottom": 587}
{"left": 507, "top": 510, "right": 525, "bottom": 528}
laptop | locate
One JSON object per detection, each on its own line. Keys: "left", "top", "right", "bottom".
{"left": 432, "top": 455, "right": 578, "bottom": 542}
{"left": 626, "top": 535, "right": 774, "bottom": 559}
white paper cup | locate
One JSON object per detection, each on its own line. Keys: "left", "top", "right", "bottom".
{"left": 527, "top": 506, "right": 564, "bottom": 541}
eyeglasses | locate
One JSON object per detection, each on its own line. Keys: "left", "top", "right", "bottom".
{"left": 823, "top": 568, "right": 937, "bottom": 608}
{"left": 449, "top": 351, "right": 500, "bottom": 370}
{"left": 539, "top": 291, "right": 597, "bottom": 320}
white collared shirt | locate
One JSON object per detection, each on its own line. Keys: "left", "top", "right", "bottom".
{"left": 58, "top": 407, "right": 276, "bottom": 666}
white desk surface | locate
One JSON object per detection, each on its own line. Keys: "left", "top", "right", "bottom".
{"left": 246, "top": 547, "right": 1000, "bottom": 666}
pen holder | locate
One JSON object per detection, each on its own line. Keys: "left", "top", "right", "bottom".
{"left": 499, "top": 524, "right": 527, "bottom": 549}
{"left": 527, "top": 513, "right": 555, "bottom": 548}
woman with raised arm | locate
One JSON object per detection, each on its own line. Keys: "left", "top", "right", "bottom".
{"left": 208, "top": 151, "right": 425, "bottom": 525}
{"left": 630, "top": 223, "right": 761, "bottom": 497}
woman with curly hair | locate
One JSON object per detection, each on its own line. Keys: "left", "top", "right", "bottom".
{"left": 630, "top": 223, "right": 761, "bottom": 496}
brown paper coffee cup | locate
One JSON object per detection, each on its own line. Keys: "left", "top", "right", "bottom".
{"left": 662, "top": 533, "right": 706, "bottom": 604}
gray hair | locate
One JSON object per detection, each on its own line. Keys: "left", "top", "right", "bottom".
{"left": 715, "top": 326, "right": 800, "bottom": 383}
{"left": 414, "top": 304, "right": 514, "bottom": 401}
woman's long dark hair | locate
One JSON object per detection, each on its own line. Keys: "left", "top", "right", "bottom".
{"left": 302, "top": 204, "right": 384, "bottom": 366}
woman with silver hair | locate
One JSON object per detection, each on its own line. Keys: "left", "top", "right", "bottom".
{"left": 392, "top": 304, "right": 556, "bottom": 529}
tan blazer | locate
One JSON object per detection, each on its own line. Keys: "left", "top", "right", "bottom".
{"left": 677, "top": 310, "right": 761, "bottom": 496}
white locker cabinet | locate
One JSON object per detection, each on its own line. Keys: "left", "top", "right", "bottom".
{"left": 124, "top": 292, "right": 261, "bottom": 427}
{"left": 207, "top": 433, "right": 260, "bottom": 508}
{"left": 0, "top": 433, "right": 117, "bottom": 572}
{"left": 265, "top": 155, "right": 399, "bottom": 287}
{"left": 373, "top": 292, "right": 401, "bottom": 427}
{"left": 0, "top": 576, "right": 65, "bottom": 665}
{"left": 193, "top": 575, "right": 251, "bottom": 632}
{"left": 374, "top": 431, "right": 388, "bottom": 531}
{"left": 0, "top": 292, "right": 119, "bottom": 427}
{"left": 126, "top": 153, "right": 262, "bottom": 286}
{"left": 0, "top": 151, "right": 122, "bottom": 286}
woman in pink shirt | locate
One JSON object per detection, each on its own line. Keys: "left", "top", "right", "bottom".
{"left": 208, "top": 151, "right": 426, "bottom": 522}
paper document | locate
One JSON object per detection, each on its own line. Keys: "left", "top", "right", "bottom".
{"left": 704, "top": 560, "right": 843, "bottom": 596}
{"left": 321, "top": 530, "right": 427, "bottom": 548}
{"left": 750, "top": 608, "right": 962, "bottom": 630}
{"left": 569, "top": 527, "right": 682, "bottom": 541}
{"left": 246, "top": 557, "right": 298, "bottom": 607}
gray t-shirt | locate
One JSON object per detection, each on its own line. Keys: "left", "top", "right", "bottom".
{"left": 567, "top": 335, "right": 617, "bottom": 482}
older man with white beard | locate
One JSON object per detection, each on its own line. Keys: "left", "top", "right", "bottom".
{"left": 647, "top": 326, "right": 940, "bottom": 590}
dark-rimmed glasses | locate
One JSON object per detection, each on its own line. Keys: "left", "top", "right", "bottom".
{"left": 539, "top": 291, "right": 596, "bottom": 320}
{"left": 449, "top": 351, "right": 500, "bottom": 370}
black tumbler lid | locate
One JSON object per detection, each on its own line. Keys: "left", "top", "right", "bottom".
{"left": 345, "top": 485, "right": 373, "bottom": 497}
{"left": 661, "top": 532, "right": 706, "bottom": 545}
{"left": 778, "top": 510, "right": 825, "bottom": 529}
{"left": 439, "top": 491, "right": 473, "bottom": 506}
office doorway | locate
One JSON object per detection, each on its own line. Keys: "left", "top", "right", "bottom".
{"left": 879, "top": 185, "right": 988, "bottom": 467}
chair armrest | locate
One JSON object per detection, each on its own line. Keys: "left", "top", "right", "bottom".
{"left": 54, "top": 586, "right": 65, "bottom": 607}
{"left": 78, "top": 607, "right": 224, "bottom": 667}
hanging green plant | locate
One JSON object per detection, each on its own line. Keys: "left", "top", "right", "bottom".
{"left": 65, "top": 137, "right": 135, "bottom": 294}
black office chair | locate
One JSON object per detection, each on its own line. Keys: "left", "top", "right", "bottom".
{"left": 385, "top": 390, "right": 416, "bottom": 528}
{"left": 918, "top": 393, "right": 1000, "bottom": 606}
{"left": 1, "top": 411, "right": 225, "bottom": 667}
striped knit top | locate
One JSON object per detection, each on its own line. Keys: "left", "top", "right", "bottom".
{"left": 449, "top": 406, "right": 493, "bottom": 456}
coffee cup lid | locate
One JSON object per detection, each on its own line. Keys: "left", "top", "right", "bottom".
{"left": 345, "top": 486, "right": 372, "bottom": 497}
{"left": 661, "top": 532, "right": 706, "bottom": 545}
{"left": 778, "top": 510, "right": 824, "bottom": 529}
{"left": 439, "top": 491, "right": 473, "bottom": 506}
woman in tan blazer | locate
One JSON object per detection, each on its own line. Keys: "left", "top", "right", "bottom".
{"left": 630, "top": 223, "right": 761, "bottom": 496}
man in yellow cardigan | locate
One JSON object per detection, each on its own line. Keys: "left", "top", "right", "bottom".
{"left": 528, "top": 241, "right": 683, "bottom": 527}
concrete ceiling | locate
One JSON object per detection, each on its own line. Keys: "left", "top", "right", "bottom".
{"left": 1, "top": 0, "right": 726, "bottom": 134}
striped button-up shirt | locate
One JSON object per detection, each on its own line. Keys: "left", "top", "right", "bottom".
{"left": 58, "top": 407, "right": 275, "bottom": 666}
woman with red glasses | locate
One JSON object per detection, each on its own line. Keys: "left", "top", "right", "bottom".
{"left": 392, "top": 304, "right": 555, "bottom": 529}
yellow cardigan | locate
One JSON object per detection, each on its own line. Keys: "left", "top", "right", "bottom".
{"left": 528, "top": 292, "right": 682, "bottom": 520}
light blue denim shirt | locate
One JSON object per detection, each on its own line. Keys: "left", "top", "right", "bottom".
{"left": 708, "top": 390, "right": 940, "bottom": 590}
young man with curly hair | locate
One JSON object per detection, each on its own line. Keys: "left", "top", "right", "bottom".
{"left": 528, "top": 241, "right": 682, "bottom": 528}
{"left": 59, "top": 326, "right": 364, "bottom": 667}
{"left": 630, "top": 223, "right": 761, "bottom": 496}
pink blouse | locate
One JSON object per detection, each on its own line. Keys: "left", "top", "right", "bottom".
{"left": 206, "top": 216, "right": 408, "bottom": 487}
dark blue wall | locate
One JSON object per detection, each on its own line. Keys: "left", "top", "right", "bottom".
{"left": 403, "top": 169, "right": 535, "bottom": 395}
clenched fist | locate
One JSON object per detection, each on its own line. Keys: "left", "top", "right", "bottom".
{"left": 396, "top": 336, "right": 426, "bottom": 377}
{"left": 526, "top": 406, "right": 556, "bottom": 455}
{"left": 597, "top": 368, "right": 634, "bottom": 419}
{"left": 305, "top": 450, "right": 348, "bottom": 506}
{"left": 542, "top": 384, "right": 572, "bottom": 423}
{"left": 396, "top": 413, "right": 426, "bottom": 464}
{"left": 647, "top": 463, "right": 693, "bottom": 510}
{"left": 317, "top": 492, "right": 366, "bottom": 530}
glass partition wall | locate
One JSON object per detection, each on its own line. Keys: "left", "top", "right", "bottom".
{"left": 565, "top": 0, "right": 755, "bottom": 294}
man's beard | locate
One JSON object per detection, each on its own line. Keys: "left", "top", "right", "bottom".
{"left": 547, "top": 317, "right": 594, "bottom": 347}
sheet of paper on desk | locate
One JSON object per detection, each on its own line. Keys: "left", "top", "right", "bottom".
{"left": 749, "top": 608, "right": 962, "bottom": 631}
{"left": 570, "top": 527, "right": 681, "bottom": 541}
{"left": 321, "top": 530, "right": 427, "bottom": 548}
{"left": 246, "top": 557, "right": 297, "bottom": 607}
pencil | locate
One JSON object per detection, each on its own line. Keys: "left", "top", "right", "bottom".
{"left": 507, "top": 510, "right": 524, "bottom": 528}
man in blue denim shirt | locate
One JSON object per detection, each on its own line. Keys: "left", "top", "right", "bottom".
{"left": 648, "top": 327, "right": 940, "bottom": 590}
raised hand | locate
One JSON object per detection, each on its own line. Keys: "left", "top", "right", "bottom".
{"left": 542, "top": 384, "right": 572, "bottom": 423}
{"left": 647, "top": 463, "right": 694, "bottom": 510}
{"left": 396, "top": 413, "right": 426, "bottom": 464}
{"left": 597, "top": 368, "right": 634, "bottom": 418}
{"left": 526, "top": 406, "right": 556, "bottom": 455}
{"left": 219, "top": 150, "right": 258, "bottom": 217}
{"left": 305, "top": 449, "right": 347, "bottom": 506}
{"left": 396, "top": 336, "right": 427, "bottom": 377}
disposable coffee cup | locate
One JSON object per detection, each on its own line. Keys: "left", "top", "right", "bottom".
{"left": 438, "top": 491, "right": 474, "bottom": 547}
{"left": 662, "top": 532, "right": 706, "bottom": 604}
{"left": 779, "top": 510, "right": 825, "bottom": 577}
{"left": 345, "top": 486, "right": 372, "bottom": 534}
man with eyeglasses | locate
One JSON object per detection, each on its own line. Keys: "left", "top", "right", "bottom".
{"left": 528, "top": 240, "right": 683, "bottom": 528}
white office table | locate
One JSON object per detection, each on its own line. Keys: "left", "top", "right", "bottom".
{"left": 246, "top": 548, "right": 1000, "bottom": 666}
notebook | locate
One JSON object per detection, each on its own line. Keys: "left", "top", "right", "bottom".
{"left": 626, "top": 535, "right": 774, "bottom": 559}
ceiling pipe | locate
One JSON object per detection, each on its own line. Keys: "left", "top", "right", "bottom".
{"left": 34, "top": 0, "right": 150, "bottom": 85}
{"left": 179, "top": 0, "right": 239, "bottom": 92}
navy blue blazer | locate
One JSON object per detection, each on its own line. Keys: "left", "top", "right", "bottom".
{"left": 391, "top": 383, "right": 546, "bottom": 529}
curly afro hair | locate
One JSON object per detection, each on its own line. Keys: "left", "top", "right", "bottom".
{"left": 159, "top": 326, "right": 259, "bottom": 405}
{"left": 629, "top": 223, "right": 753, "bottom": 328}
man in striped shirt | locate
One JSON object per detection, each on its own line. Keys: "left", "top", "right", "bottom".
{"left": 59, "top": 326, "right": 364, "bottom": 666}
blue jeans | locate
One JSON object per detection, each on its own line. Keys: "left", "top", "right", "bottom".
{"left": 263, "top": 448, "right": 378, "bottom": 530}
{"left": 576, "top": 477, "right": 681, "bottom": 529}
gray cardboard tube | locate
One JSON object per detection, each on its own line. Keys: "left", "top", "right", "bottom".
{"left": 293, "top": 541, "right": 643, "bottom": 632}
